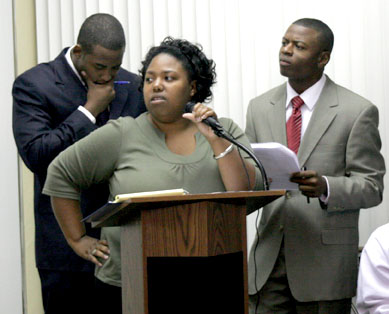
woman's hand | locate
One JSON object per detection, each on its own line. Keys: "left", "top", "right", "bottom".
{"left": 69, "top": 235, "right": 110, "bottom": 267}
{"left": 182, "top": 102, "right": 219, "bottom": 141}
{"left": 183, "top": 102, "right": 255, "bottom": 190}
{"left": 51, "top": 197, "right": 110, "bottom": 267}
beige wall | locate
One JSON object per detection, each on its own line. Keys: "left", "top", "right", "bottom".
{"left": 14, "top": 0, "right": 43, "bottom": 313}
{"left": 1, "top": 0, "right": 22, "bottom": 311}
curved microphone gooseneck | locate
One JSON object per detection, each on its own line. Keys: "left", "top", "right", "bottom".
{"left": 185, "top": 102, "right": 269, "bottom": 190}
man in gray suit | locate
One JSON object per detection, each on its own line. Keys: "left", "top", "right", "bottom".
{"left": 246, "top": 18, "right": 385, "bottom": 313}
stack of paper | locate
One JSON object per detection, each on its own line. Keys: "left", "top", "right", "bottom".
{"left": 251, "top": 142, "right": 300, "bottom": 190}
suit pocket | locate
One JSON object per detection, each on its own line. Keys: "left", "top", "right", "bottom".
{"left": 321, "top": 228, "right": 358, "bottom": 245}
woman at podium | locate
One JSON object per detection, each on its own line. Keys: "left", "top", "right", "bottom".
{"left": 43, "top": 37, "right": 263, "bottom": 311}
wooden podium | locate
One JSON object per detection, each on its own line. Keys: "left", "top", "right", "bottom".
{"left": 86, "top": 190, "right": 284, "bottom": 314}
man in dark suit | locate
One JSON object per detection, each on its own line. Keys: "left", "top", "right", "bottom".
{"left": 12, "top": 13, "right": 145, "bottom": 313}
{"left": 246, "top": 18, "right": 385, "bottom": 313}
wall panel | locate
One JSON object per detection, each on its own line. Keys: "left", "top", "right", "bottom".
{"left": 34, "top": 0, "right": 389, "bottom": 249}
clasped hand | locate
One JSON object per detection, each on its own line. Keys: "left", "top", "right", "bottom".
{"left": 290, "top": 170, "right": 327, "bottom": 198}
{"left": 182, "top": 102, "right": 219, "bottom": 141}
{"left": 82, "top": 71, "right": 116, "bottom": 117}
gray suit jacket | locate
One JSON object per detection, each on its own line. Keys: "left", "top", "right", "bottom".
{"left": 246, "top": 76, "right": 385, "bottom": 301}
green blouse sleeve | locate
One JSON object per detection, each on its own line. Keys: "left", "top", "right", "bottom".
{"left": 42, "top": 117, "right": 127, "bottom": 200}
{"left": 220, "top": 118, "right": 264, "bottom": 191}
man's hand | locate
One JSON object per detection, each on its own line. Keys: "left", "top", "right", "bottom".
{"left": 82, "top": 71, "right": 115, "bottom": 117}
{"left": 290, "top": 170, "right": 327, "bottom": 198}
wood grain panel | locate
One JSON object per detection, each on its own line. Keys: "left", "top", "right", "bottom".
{"left": 121, "top": 213, "right": 146, "bottom": 314}
{"left": 142, "top": 202, "right": 209, "bottom": 256}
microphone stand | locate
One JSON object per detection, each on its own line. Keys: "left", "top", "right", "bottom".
{"left": 211, "top": 124, "right": 269, "bottom": 191}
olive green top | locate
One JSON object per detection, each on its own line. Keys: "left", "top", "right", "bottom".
{"left": 43, "top": 112, "right": 262, "bottom": 286}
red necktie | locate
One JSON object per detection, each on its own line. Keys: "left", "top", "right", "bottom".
{"left": 286, "top": 96, "right": 304, "bottom": 154}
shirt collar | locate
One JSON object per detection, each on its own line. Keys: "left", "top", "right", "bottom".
{"left": 286, "top": 74, "right": 326, "bottom": 111}
{"left": 65, "top": 45, "right": 85, "bottom": 86}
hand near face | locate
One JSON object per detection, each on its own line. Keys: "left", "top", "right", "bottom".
{"left": 82, "top": 70, "right": 116, "bottom": 117}
{"left": 290, "top": 170, "right": 327, "bottom": 198}
{"left": 182, "top": 102, "right": 219, "bottom": 141}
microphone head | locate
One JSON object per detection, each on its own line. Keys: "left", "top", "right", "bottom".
{"left": 184, "top": 101, "right": 196, "bottom": 113}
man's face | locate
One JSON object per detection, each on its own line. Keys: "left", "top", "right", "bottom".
{"left": 74, "top": 44, "right": 124, "bottom": 84}
{"left": 279, "top": 24, "right": 326, "bottom": 81}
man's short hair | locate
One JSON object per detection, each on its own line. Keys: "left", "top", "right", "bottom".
{"left": 293, "top": 18, "right": 334, "bottom": 53}
{"left": 77, "top": 13, "right": 125, "bottom": 54}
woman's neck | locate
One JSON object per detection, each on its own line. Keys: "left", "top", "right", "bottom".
{"left": 148, "top": 114, "right": 194, "bottom": 134}
{"left": 148, "top": 114, "right": 198, "bottom": 155}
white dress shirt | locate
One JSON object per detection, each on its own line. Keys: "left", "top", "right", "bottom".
{"left": 357, "top": 223, "right": 389, "bottom": 314}
{"left": 285, "top": 74, "right": 330, "bottom": 202}
{"left": 285, "top": 74, "right": 326, "bottom": 137}
{"left": 65, "top": 46, "right": 96, "bottom": 124}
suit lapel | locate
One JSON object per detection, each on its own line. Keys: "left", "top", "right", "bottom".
{"left": 53, "top": 48, "right": 87, "bottom": 107}
{"left": 269, "top": 84, "right": 288, "bottom": 146}
{"left": 298, "top": 77, "right": 338, "bottom": 166}
{"left": 109, "top": 82, "right": 129, "bottom": 119}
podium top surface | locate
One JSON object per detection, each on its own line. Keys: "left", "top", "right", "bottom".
{"left": 86, "top": 190, "right": 285, "bottom": 227}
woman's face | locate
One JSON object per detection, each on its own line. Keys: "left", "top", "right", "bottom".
{"left": 143, "top": 53, "right": 196, "bottom": 124}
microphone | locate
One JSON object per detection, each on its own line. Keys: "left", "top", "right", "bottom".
{"left": 184, "top": 101, "right": 269, "bottom": 190}
{"left": 184, "top": 102, "right": 224, "bottom": 134}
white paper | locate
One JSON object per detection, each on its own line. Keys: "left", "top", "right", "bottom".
{"left": 113, "top": 188, "right": 189, "bottom": 203}
{"left": 251, "top": 142, "right": 300, "bottom": 190}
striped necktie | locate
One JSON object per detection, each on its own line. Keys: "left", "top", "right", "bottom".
{"left": 286, "top": 96, "right": 304, "bottom": 154}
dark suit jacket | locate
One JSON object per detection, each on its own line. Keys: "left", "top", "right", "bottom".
{"left": 12, "top": 48, "right": 146, "bottom": 272}
{"left": 245, "top": 76, "right": 385, "bottom": 301}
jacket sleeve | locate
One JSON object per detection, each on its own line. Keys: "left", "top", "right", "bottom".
{"left": 12, "top": 72, "right": 97, "bottom": 174}
{"left": 325, "top": 104, "right": 385, "bottom": 212}
{"left": 245, "top": 99, "right": 258, "bottom": 143}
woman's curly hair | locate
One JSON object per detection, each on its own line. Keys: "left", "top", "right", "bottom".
{"left": 139, "top": 37, "right": 217, "bottom": 103}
